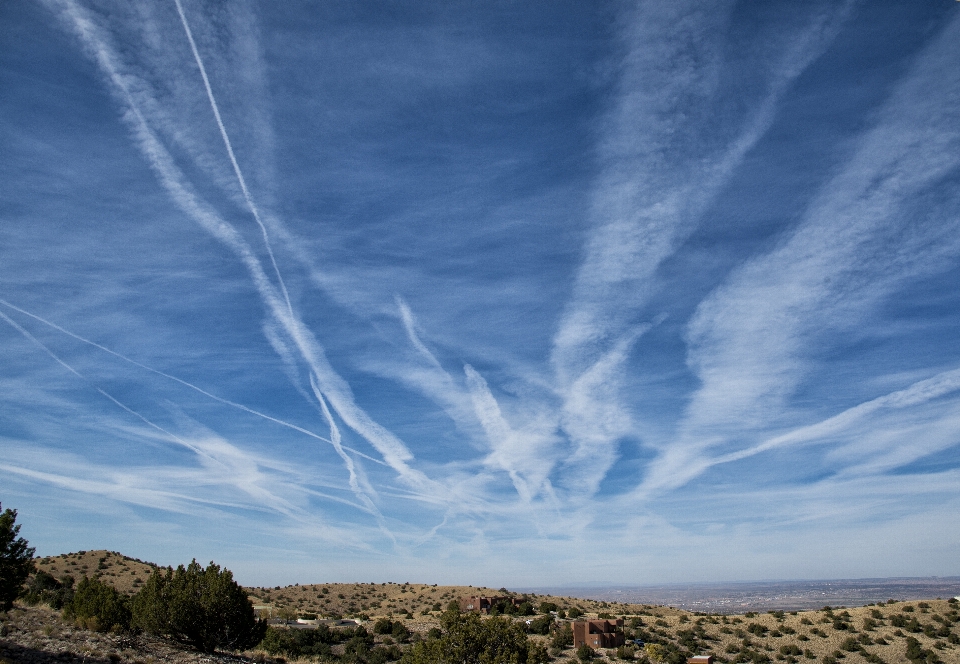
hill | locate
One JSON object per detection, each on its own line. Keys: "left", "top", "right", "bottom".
{"left": 4, "top": 551, "right": 958, "bottom": 664}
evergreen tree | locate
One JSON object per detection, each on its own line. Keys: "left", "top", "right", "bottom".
{"left": 401, "top": 611, "right": 548, "bottom": 664}
{"left": 64, "top": 576, "right": 131, "bottom": 632}
{"left": 0, "top": 504, "right": 35, "bottom": 612}
{"left": 132, "top": 559, "right": 266, "bottom": 653}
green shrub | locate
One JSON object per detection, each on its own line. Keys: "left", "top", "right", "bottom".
{"left": 401, "top": 613, "right": 547, "bottom": 664}
{"left": 0, "top": 504, "right": 35, "bottom": 612}
{"left": 540, "top": 602, "right": 558, "bottom": 614}
{"left": 569, "top": 607, "right": 584, "bottom": 619}
{"left": 64, "top": 575, "right": 130, "bottom": 632}
{"left": 577, "top": 644, "right": 595, "bottom": 662}
{"left": 22, "top": 571, "right": 74, "bottom": 609}
{"left": 551, "top": 624, "right": 573, "bottom": 648}
{"left": 131, "top": 559, "right": 265, "bottom": 652}
{"left": 527, "top": 614, "right": 554, "bottom": 635}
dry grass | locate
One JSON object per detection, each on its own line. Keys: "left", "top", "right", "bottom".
{"left": 26, "top": 552, "right": 960, "bottom": 664}
{"left": 33, "top": 551, "right": 156, "bottom": 596}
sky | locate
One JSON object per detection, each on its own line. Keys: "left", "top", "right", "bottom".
{"left": 2, "top": 0, "right": 960, "bottom": 589}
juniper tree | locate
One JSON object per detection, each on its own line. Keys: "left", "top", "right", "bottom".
{"left": 0, "top": 504, "right": 35, "bottom": 612}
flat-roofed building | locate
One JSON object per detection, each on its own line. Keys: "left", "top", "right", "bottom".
{"left": 572, "top": 619, "right": 625, "bottom": 649}
{"left": 459, "top": 596, "right": 525, "bottom": 614}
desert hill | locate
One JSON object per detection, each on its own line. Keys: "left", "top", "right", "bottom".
{"left": 8, "top": 551, "right": 959, "bottom": 664}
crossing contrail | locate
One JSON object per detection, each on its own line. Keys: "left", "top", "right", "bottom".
{"left": 0, "top": 297, "right": 388, "bottom": 466}
{"left": 172, "top": 0, "right": 294, "bottom": 319}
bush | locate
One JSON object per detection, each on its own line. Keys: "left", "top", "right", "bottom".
{"left": 552, "top": 624, "right": 574, "bottom": 648}
{"left": 0, "top": 504, "right": 35, "bottom": 612}
{"left": 577, "top": 644, "right": 595, "bottom": 662}
{"left": 617, "top": 645, "right": 636, "bottom": 660}
{"left": 528, "top": 614, "right": 554, "bottom": 635}
{"left": 540, "top": 602, "right": 558, "bottom": 614}
{"left": 568, "top": 607, "right": 584, "bottom": 618}
{"left": 401, "top": 612, "right": 548, "bottom": 664}
{"left": 259, "top": 625, "right": 336, "bottom": 658}
{"left": 840, "top": 638, "right": 859, "bottom": 652}
{"left": 64, "top": 575, "right": 130, "bottom": 632}
{"left": 22, "top": 571, "right": 74, "bottom": 609}
{"left": 131, "top": 559, "right": 265, "bottom": 652}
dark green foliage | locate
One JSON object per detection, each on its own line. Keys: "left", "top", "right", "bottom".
{"left": 262, "top": 624, "right": 398, "bottom": 664}
{"left": 260, "top": 625, "right": 336, "bottom": 659}
{"left": 905, "top": 637, "right": 940, "bottom": 664}
{"left": 64, "top": 575, "right": 131, "bottom": 632}
{"left": 568, "top": 607, "right": 584, "bottom": 618}
{"left": 391, "top": 621, "right": 411, "bottom": 641}
{"left": 552, "top": 624, "right": 574, "bottom": 648}
{"left": 779, "top": 646, "right": 802, "bottom": 657}
{"left": 527, "top": 614, "right": 554, "bottom": 635}
{"left": 22, "top": 571, "right": 74, "bottom": 609}
{"left": 734, "top": 648, "right": 771, "bottom": 664}
{"left": 839, "top": 637, "right": 860, "bottom": 652}
{"left": 518, "top": 602, "right": 535, "bottom": 616}
{"left": 0, "top": 504, "right": 35, "bottom": 612}
{"left": 748, "top": 623, "right": 768, "bottom": 637}
{"left": 131, "top": 559, "right": 266, "bottom": 652}
{"left": 539, "top": 602, "right": 558, "bottom": 614}
{"left": 577, "top": 644, "right": 595, "bottom": 662}
{"left": 400, "top": 612, "right": 548, "bottom": 664}
{"left": 863, "top": 654, "right": 884, "bottom": 664}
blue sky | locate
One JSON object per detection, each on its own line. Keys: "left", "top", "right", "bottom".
{"left": 2, "top": 0, "right": 960, "bottom": 588}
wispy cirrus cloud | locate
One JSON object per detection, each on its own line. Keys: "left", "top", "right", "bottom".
{"left": 4, "top": 0, "right": 960, "bottom": 584}
{"left": 644, "top": 10, "right": 960, "bottom": 496}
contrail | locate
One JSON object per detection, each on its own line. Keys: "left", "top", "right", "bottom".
{"left": 1, "top": 307, "right": 316, "bottom": 519}
{"left": 0, "top": 308, "right": 208, "bottom": 461}
{"left": 49, "top": 0, "right": 440, "bottom": 510}
{"left": 171, "top": 0, "right": 293, "bottom": 319}
{"left": 166, "top": 0, "right": 427, "bottom": 487}
{"left": 0, "top": 297, "right": 385, "bottom": 466}
{"left": 311, "top": 374, "right": 396, "bottom": 542}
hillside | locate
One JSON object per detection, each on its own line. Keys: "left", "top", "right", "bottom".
{"left": 4, "top": 551, "right": 959, "bottom": 664}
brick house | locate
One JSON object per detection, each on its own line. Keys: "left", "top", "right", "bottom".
{"left": 572, "top": 619, "right": 625, "bottom": 649}
{"left": 459, "top": 596, "right": 525, "bottom": 614}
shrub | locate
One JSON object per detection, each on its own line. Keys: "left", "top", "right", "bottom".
{"left": 840, "top": 637, "right": 859, "bottom": 652}
{"left": 259, "top": 625, "right": 336, "bottom": 659}
{"left": 569, "top": 607, "right": 584, "bottom": 619}
{"left": 527, "top": 614, "right": 554, "bottom": 635}
{"left": 540, "top": 602, "right": 558, "bottom": 614}
{"left": 616, "top": 645, "right": 636, "bottom": 660}
{"left": 22, "top": 571, "right": 74, "bottom": 609}
{"left": 401, "top": 612, "right": 547, "bottom": 664}
{"left": 0, "top": 504, "right": 35, "bottom": 612}
{"left": 577, "top": 644, "right": 595, "bottom": 662}
{"left": 64, "top": 575, "right": 130, "bottom": 632}
{"left": 551, "top": 624, "right": 574, "bottom": 648}
{"left": 131, "top": 559, "right": 265, "bottom": 652}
